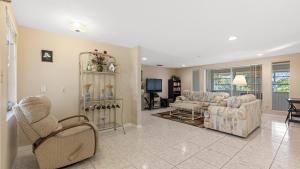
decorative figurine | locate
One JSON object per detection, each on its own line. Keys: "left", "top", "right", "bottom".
{"left": 108, "top": 63, "right": 115, "bottom": 72}
{"left": 86, "top": 61, "right": 92, "bottom": 71}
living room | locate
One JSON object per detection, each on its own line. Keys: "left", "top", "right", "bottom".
{"left": 1, "top": 0, "right": 300, "bottom": 169}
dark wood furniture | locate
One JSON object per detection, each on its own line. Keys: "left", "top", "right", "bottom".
{"left": 168, "top": 79, "right": 181, "bottom": 102}
{"left": 160, "top": 98, "right": 169, "bottom": 108}
{"left": 286, "top": 98, "right": 300, "bottom": 124}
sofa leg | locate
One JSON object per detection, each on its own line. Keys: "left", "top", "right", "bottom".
{"left": 192, "top": 109, "right": 194, "bottom": 120}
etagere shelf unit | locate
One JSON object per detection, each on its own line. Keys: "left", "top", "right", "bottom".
{"left": 79, "top": 50, "right": 125, "bottom": 134}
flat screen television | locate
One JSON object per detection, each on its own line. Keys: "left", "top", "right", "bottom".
{"left": 146, "top": 79, "right": 162, "bottom": 92}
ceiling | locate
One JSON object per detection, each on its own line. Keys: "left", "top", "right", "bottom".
{"left": 13, "top": 0, "right": 300, "bottom": 68}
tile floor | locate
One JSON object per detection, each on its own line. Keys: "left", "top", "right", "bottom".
{"left": 14, "top": 108, "right": 300, "bottom": 169}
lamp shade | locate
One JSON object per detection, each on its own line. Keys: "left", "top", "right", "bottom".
{"left": 232, "top": 75, "right": 247, "bottom": 86}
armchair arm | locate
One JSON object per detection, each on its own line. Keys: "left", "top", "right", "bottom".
{"left": 33, "top": 122, "right": 97, "bottom": 155}
{"left": 58, "top": 115, "right": 89, "bottom": 123}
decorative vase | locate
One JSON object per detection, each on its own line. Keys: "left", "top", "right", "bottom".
{"left": 97, "top": 65, "right": 103, "bottom": 72}
{"left": 105, "top": 84, "right": 113, "bottom": 99}
{"left": 100, "top": 89, "right": 106, "bottom": 99}
{"left": 83, "top": 84, "right": 92, "bottom": 101}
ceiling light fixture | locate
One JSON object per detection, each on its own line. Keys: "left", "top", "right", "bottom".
{"left": 141, "top": 57, "right": 147, "bottom": 61}
{"left": 257, "top": 53, "right": 264, "bottom": 56}
{"left": 228, "top": 36, "right": 238, "bottom": 41}
{"left": 182, "top": 64, "right": 186, "bottom": 67}
{"left": 70, "top": 20, "right": 87, "bottom": 33}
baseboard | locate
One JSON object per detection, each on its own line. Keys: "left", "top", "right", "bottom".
{"left": 18, "top": 145, "right": 31, "bottom": 152}
{"left": 124, "top": 123, "right": 143, "bottom": 128}
{"left": 263, "top": 111, "right": 287, "bottom": 117}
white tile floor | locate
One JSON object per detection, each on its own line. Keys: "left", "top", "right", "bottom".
{"left": 14, "top": 108, "right": 300, "bottom": 169}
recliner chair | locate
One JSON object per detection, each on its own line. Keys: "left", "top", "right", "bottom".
{"left": 13, "top": 96, "right": 97, "bottom": 169}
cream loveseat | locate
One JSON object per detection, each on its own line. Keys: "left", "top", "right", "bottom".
{"left": 14, "top": 96, "right": 97, "bottom": 169}
{"left": 204, "top": 94, "right": 261, "bottom": 137}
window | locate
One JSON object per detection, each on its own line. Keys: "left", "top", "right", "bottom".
{"left": 6, "top": 12, "right": 17, "bottom": 113}
{"left": 206, "top": 69, "right": 231, "bottom": 92}
{"left": 192, "top": 70, "right": 200, "bottom": 91}
{"left": 232, "top": 65, "right": 262, "bottom": 96}
{"left": 213, "top": 71, "right": 231, "bottom": 91}
{"left": 206, "top": 65, "right": 262, "bottom": 98}
{"left": 272, "top": 62, "right": 290, "bottom": 92}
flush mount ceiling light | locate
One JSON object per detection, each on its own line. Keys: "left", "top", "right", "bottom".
{"left": 182, "top": 64, "right": 186, "bottom": 67}
{"left": 257, "top": 53, "right": 264, "bottom": 56}
{"left": 228, "top": 36, "right": 238, "bottom": 41}
{"left": 141, "top": 57, "right": 147, "bottom": 61}
{"left": 70, "top": 20, "right": 87, "bottom": 33}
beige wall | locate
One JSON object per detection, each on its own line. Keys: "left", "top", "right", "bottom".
{"left": 177, "top": 54, "right": 300, "bottom": 113}
{"left": 141, "top": 65, "right": 177, "bottom": 98}
{"left": 17, "top": 26, "right": 140, "bottom": 146}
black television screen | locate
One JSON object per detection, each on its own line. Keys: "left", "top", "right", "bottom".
{"left": 146, "top": 79, "right": 162, "bottom": 92}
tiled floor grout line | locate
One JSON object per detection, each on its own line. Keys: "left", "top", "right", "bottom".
{"left": 87, "top": 159, "right": 97, "bottom": 169}
{"left": 268, "top": 124, "right": 289, "bottom": 169}
{"left": 173, "top": 134, "right": 226, "bottom": 168}
{"left": 219, "top": 135, "right": 254, "bottom": 169}
{"left": 143, "top": 111, "right": 226, "bottom": 168}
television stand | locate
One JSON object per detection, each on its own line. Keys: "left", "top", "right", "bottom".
{"left": 148, "top": 92, "right": 160, "bottom": 110}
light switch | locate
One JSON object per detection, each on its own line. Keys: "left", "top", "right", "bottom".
{"left": 41, "top": 85, "right": 47, "bottom": 93}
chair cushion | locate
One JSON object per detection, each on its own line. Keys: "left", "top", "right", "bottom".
{"left": 19, "top": 96, "right": 51, "bottom": 123}
{"left": 18, "top": 95, "right": 59, "bottom": 137}
{"left": 31, "top": 114, "right": 59, "bottom": 137}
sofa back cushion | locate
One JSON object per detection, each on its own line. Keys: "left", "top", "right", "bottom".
{"left": 182, "top": 90, "right": 192, "bottom": 100}
{"left": 191, "top": 92, "right": 203, "bottom": 101}
{"left": 227, "top": 94, "right": 256, "bottom": 108}
{"left": 203, "top": 92, "right": 230, "bottom": 102}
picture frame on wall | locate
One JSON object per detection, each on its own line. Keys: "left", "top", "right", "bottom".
{"left": 41, "top": 50, "right": 53, "bottom": 62}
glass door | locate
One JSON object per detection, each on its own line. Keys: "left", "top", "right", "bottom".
{"left": 232, "top": 65, "right": 262, "bottom": 99}
{"left": 272, "top": 62, "right": 290, "bottom": 111}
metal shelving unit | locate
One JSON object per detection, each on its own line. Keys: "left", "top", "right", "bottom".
{"left": 79, "top": 50, "right": 125, "bottom": 134}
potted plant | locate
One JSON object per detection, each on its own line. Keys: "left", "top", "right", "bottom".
{"left": 91, "top": 50, "right": 105, "bottom": 72}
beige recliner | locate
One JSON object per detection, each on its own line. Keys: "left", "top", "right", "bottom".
{"left": 13, "top": 96, "right": 97, "bottom": 169}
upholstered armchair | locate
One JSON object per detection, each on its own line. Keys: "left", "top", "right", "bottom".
{"left": 13, "top": 96, "right": 97, "bottom": 169}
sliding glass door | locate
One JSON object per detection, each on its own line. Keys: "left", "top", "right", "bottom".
{"left": 272, "top": 62, "right": 290, "bottom": 111}
{"left": 232, "top": 65, "right": 262, "bottom": 98}
{"left": 206, "top": 65, "right": 262, "bottom": 99}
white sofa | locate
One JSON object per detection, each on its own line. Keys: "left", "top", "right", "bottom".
{"left": 171, "top": 90, "right": 230, "bottom": 107}
{"left": 204, "top": 94, "right": 262, "bottom": 137}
